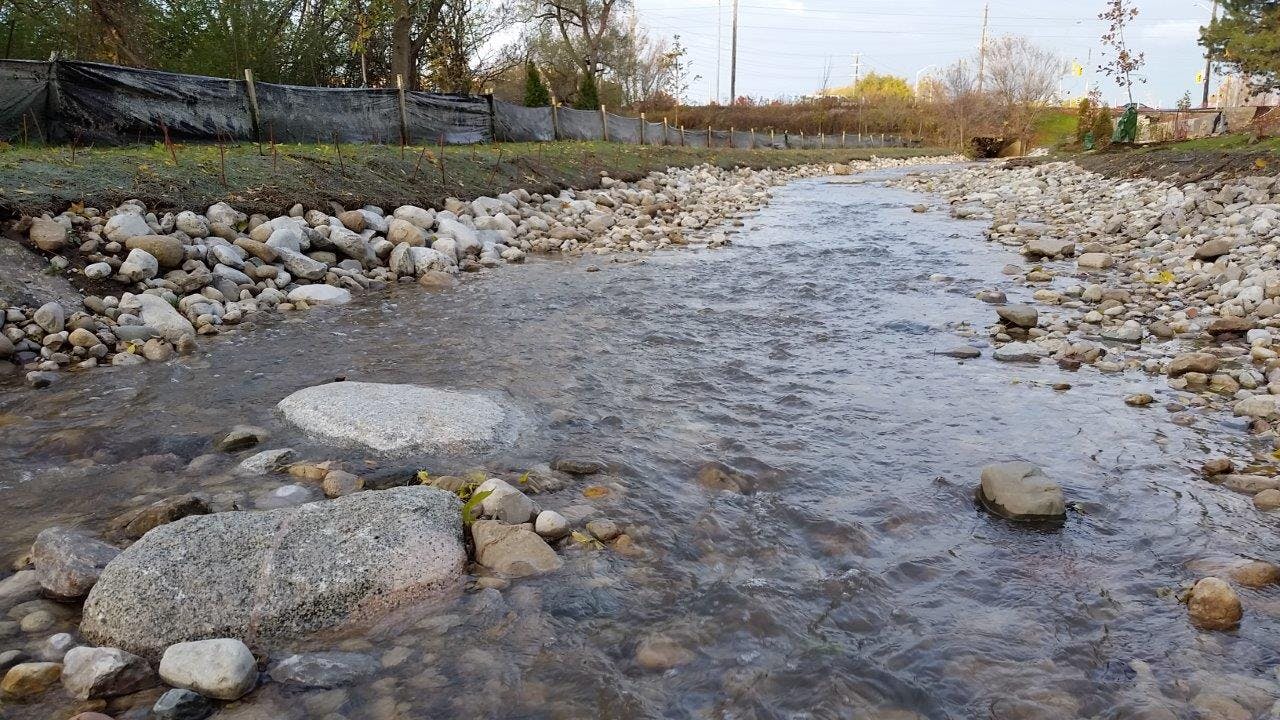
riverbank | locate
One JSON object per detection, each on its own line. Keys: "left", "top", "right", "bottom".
{"left": 1064, "top": 135, "right": 1280, "bottom": 183}
{"left": 0, "top": 141, "right": 942, "bottom": 220}
{"left": 0, "top": 154, "right": 958, "bottom": 386}
{"left": 891, "top": 160, "right": 1280, "bottom": 512}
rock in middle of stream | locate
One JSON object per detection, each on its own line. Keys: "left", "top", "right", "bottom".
{"left": 80, "top": 486, "right": 465, "bottom": 658}
{"left": 277, "top": 381, "right": 511, "bottom": 454}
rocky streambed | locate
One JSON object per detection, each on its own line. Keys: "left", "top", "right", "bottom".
{"left": 1, "top": 159, "right": 1278, "bottom": 719}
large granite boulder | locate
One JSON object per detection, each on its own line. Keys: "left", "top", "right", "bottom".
{"left": 277, "top": 381, "right": 511, "bottom": 454}
{"left": 80, "top": 487, "right": 465, "bottom": 659}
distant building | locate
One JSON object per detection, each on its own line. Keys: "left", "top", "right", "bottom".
{"left": 1211, "top": 75, "right": 1280, "bottom": 108}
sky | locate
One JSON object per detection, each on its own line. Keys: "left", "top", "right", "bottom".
{"left": 628, "top": 0, "right": 1218, "bottom": 108}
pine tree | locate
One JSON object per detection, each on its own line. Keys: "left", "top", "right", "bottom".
{"left": 574, "top": 73, "right": 600, "bottom": 110}
{"left": 1201, "top": 1, "right": 1280, "bottom": 93}
{"left": 523, "top": 62, "right": 552, "bottom": 107}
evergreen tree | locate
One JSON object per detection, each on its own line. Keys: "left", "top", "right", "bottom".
{"left": 1075, "top": 97, "right": 1094, "bottom": 144}
{"left": 574, "top": 72, "right": 601, "bottom": 110}
{"left": 1201, "top": 1, "right": 1280, "bottom": 92}
{"left": 523, "top": 61, "right": 552, "bottom": 107}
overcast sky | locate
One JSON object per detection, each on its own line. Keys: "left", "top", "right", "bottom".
{"left": 629, "top": 0, "right": 1216, "bottom": 108}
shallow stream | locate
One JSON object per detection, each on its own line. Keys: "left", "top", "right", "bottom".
{"left": 2, "top": 168, "right": 1278, "bottom": 719}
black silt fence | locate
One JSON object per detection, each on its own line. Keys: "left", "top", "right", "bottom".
{"left": 0, "top": 59, "right": 908, "bottom": 149}
{"left": 0, "top": 59, "right": 51, "bottom": 143}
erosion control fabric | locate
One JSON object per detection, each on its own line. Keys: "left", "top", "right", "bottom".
{"left": 2, "top": 60, "right": 491, "bottom": 145}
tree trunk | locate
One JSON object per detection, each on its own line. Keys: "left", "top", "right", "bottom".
{"left": 392, "top": 0, "right": 412, "bottom": 88}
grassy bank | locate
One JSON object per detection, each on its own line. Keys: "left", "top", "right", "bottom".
{"left": 0, "top": 141, "right": 944, "bottom": 219}
{"left": 1068, "top": 134, "right": 1280, "bottom": 182}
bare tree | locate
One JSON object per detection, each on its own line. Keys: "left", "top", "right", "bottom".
{"left": 536, "top": 0, "right": 628, "bottom": 80}
{"left": 983, "top": 35, "right": 1067, "bottom": 146}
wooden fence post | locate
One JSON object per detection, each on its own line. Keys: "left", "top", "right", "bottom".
{"left": 750, "top": 127, "right": 755, "bottom": 149}
{"left": 820, "top": 132, "right": 824, "bottom": 149}
{"left": 662, "top": 117, "right": 668, "bottom": 145}
{"left": 770, "top": 129, "right": 775, "bottom": 147}
{"left": 600, "top": 105, "right": 608, "bottom": 142}
{"left": 680, "top": 126, "right": 685, "bottom": 146}
{"left": 842, "top": 131, "right": 846, "bottom": 148}
{"left": 640, "top": 112, "right": 646, "bottom": 145}
{"left": 243, "top": 68, "right": 262, "bottom": 151}
{"left": 551, "top": 102, "right": 560, "bottom": 141}
{"left": 706, "top": 126, "right": 712, "bottom": 147}
{"left": 395, "top": 74, "right": 410, "bottom": 147}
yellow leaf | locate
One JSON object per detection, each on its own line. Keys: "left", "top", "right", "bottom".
{"left": 416, "top": 469, "right": 430, "bottom": 484}
{"left": 1256, "top": 158, "right": 1269, "bottom": 169}
{"left": 583, "top": 485, "right": 610, "bottom": 499}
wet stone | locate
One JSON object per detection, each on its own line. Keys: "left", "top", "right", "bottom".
{"left": 153, "top": 688, "right": 213, "bottom": 720}
{"left": 978, "top": 462, "right": 1066, "bottom": 522}
{"left": 268, "top": 652, "right": 378, "bottom": 688}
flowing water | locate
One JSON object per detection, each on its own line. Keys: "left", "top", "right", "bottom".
{"left": 2, "top": 168, "right": 1278, "bottom": 719}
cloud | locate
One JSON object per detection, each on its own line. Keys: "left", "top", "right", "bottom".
{"left": 1140, "top": 19, "right": 1203, "bottom": 44}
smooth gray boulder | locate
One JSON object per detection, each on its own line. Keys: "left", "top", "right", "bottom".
{"left": 158, "top": 639, "right": 256, "bottom": 701}
{"left": 978, "top": 461, "right": 1066, "bottom": 522}
{"left": 277, "top": 381, "right": 510, "bottom": 454}
{"left": 80, "top": 487, "right": 466, "bottom": 658}
{"left": 122, "top": 294, "right": 195, "bottom": 344}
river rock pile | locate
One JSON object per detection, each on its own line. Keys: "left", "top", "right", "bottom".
{"left": 3, "top": 157, "right": 951, "bottom": 387}
{"left": 894, "top": 163, "right": 1280, "bottom": 472}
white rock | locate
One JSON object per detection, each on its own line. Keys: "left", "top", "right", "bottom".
{"left": 287, "top": 285, "right": 352, "bottom": 306}
{"left": 277, "top": 381, "right": 510, "bottom": 454}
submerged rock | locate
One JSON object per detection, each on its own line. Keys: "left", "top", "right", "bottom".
{"left": 277, "top": 381, "right": 510, "bottom": 454}
{"left": 81, "top": 487, "right": 466, "bottom": 658}
{"left": 1187, "top": 577, "right": 1242, "bottom": 631}
{"left": 268, "top": 651, "right": 378, "bottom": 688}
{"left": 977, "top": 462, "right": 1066, "bottom": 522}
{"left": 471, "top": 520, "right": 563, "bottom": 577}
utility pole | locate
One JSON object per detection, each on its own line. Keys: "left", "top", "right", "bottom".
{"left": 729, "top": 0, "right": 739, "bottom": 103}
{"left": 853, "top": 53, "right": 860, "bottom": 87}
{"left": 976, "top": 3, "right": 989, "bottom": 93}
{"left": 1201, "top": 0, "right": 1218, "bottom": 108}
{"left": 716, "top": 0, "right": 722, "bottom": 104}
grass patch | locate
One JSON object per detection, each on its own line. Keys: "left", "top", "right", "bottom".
{"left": 1033, "top": 110, "right": 1078, "bottom": 149}
{"left": 0, "top": 140, "right": 945, "bottom": 219}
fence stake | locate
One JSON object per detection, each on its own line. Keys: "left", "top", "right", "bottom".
{"left": 729, "top": 127, "right": 734, "bottom": 149}
{"left": 600, "top": 105, "right": 608, "bottom": 142}
{"left": 243, "top": 69, "right": 262, "bottom": 154}
{"left": 438, "top": 133, "right": 446, "bottom": 185}
{"left": 842, "top": 131, "right": 846, "bottom": 148}
{"left": 159, "top": 120, "right": 177, "bottom": 165}
{"left": 216, "top": 135, "right": 228, "bottom": 188}
{"left": 551, "top": 102, "right": 560, "bottom": 141}
{"left": 395, "top": 74, "right": 410, "bottom": 150}
{"left": 333, "top": 133, "right": 345, "bottom": 175}
{"left": 820, "top": 132, "right": 824, "bottom": 149}
{"left": 411, "top": 143, "right": 429, "bottom": 182}
{"left": 269, "top": 122, "right": 277, "bottom": 173}
{"left": 750, "top": 127, "right": 755, "bottom": 149}
{"left": 770, "top": 129, "right": 775, "bottom": 147}
{"left": 662, "top": 118, "right": 668, "bottom": 146}
{"left": 640, "top": 112, "right": 646, "bottom": 145}
{"left": 707, "top": 126, "right": 712, "bottom": 147}
{"left": 680, "top": 126, "right": 685, "bottom": 147}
